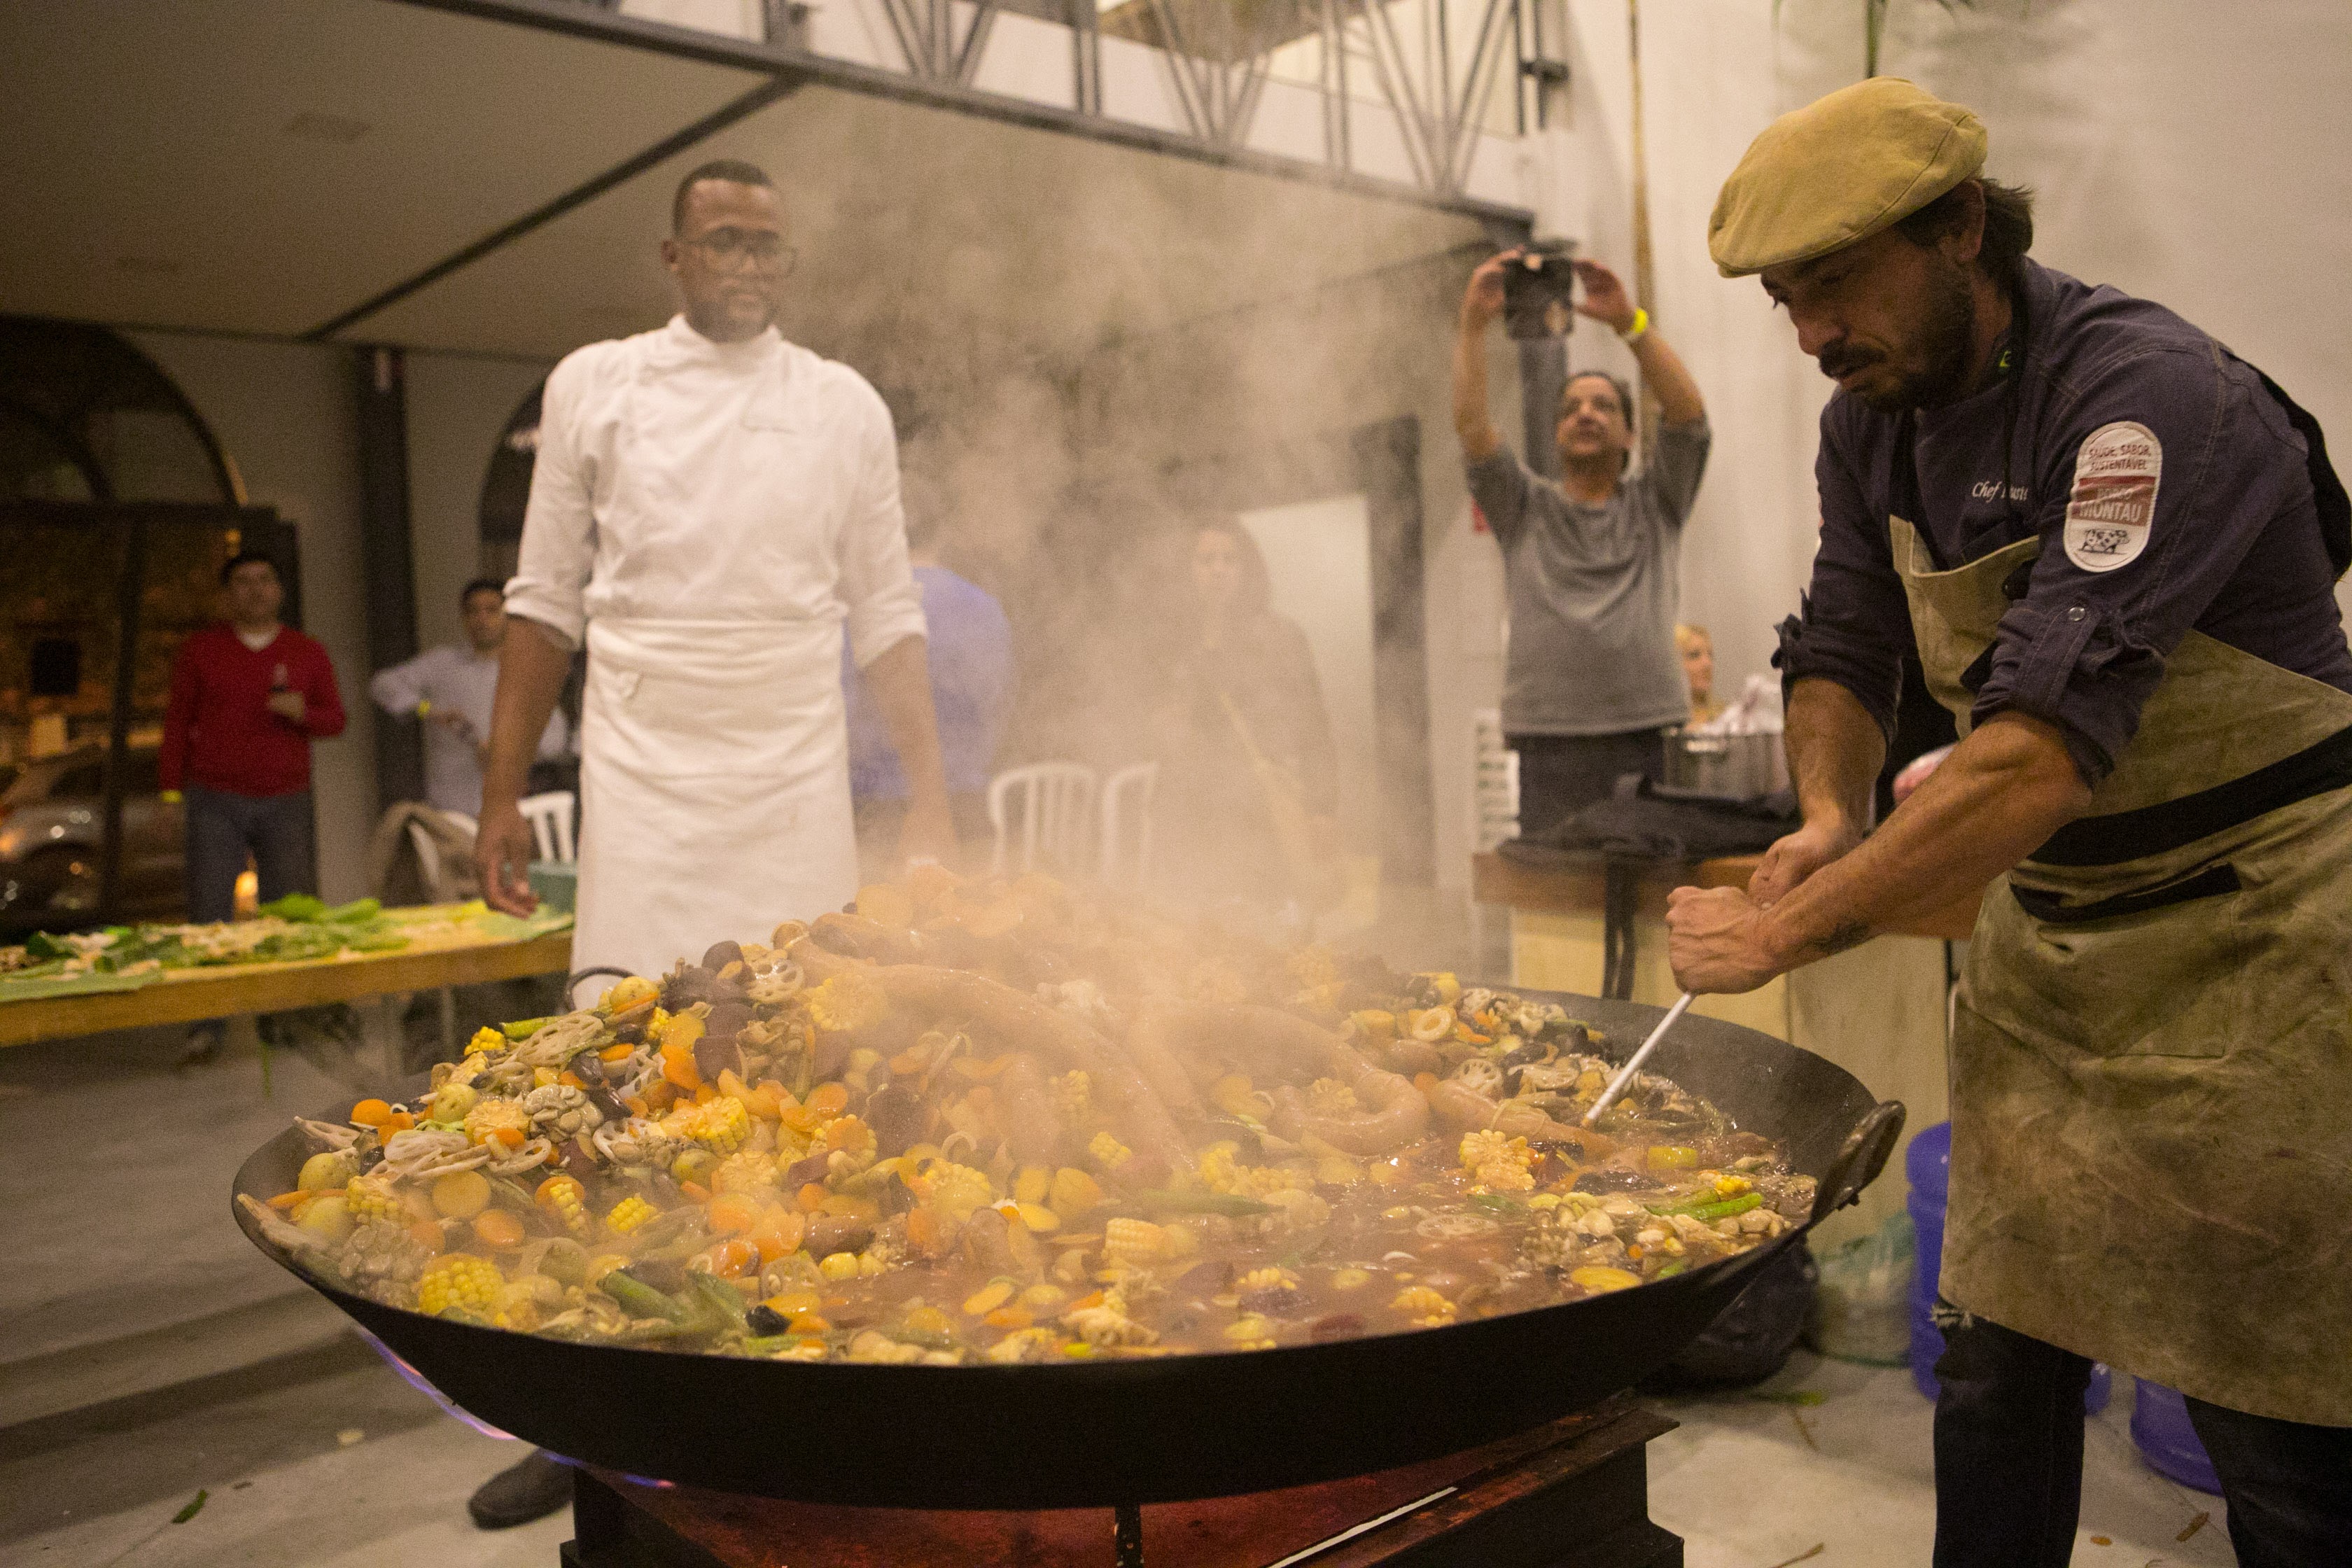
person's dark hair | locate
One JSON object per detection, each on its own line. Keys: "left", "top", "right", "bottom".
{"left": 459, "top": 578, "right": 505, "bottom": 608}
{"left": 672, "top": 159, "right": 775, "bottom": 233}
{"left": 1560, "top": 370, "right": 1634, "bottom": 424}
{"left": 1895, "top": 176, "right": 2035, "bottom": 281}
{"left": 220, "top": 549, "right": 277, "bottom": 586}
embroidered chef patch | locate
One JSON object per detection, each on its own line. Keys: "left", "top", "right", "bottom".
{"left": 2063, "top": 421, "right": 2162, "bottom": 572}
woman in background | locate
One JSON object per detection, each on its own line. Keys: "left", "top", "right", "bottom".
{"left": 1155, "top": 520, "right": 1337, "bottom": 915}
{"left": 1676, "top": 623, "right": 1723, "bottom": 727}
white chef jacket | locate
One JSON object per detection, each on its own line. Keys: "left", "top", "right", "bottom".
{"left": 505, "top": 316, "right": 925, "bottom": 977}
{"left": 370, "top": 644, "right": 570, "bottom": 817}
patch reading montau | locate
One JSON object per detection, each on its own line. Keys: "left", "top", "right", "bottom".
{"left": 2064, "top": 421, "right": 2162, "bottom": 572}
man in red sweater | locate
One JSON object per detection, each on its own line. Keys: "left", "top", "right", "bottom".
{"left": 160, "top": 552, "right": 346, "bottom": 924}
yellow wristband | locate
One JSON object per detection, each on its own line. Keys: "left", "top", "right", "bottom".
{"left": 1619, "top": 307, "right": 1651, "bottom": 343}
{"left": 415, "top": 699, "right": 431, "bottom": 718}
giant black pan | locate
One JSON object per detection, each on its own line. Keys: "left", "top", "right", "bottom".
{"left": 234, "top": 989, "right": 1903, "bottom": 1508}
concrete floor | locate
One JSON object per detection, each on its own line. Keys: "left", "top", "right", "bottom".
{"left": 0, "top": 925, "right": 2229, "bottom": 1568}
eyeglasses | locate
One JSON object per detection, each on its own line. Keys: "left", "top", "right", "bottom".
{"left": 681, "top": 227, "right": 797, "bottom": 275}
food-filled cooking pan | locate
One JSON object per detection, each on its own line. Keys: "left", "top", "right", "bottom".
{"left": 234, "top": 988, "right": 1900, "bottom": 1508}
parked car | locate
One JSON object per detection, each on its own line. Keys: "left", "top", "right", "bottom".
{"left": 0, "top": 745, "right": 184, "bottom": 932}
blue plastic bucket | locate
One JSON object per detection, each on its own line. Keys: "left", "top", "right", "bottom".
{"left": 2131, "top": 1380, "right": 2222, "bottom": 1493}
{"left": 1904, "top": 1122, "right": 2107, "bottom": 1413}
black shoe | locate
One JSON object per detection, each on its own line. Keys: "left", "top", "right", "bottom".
{"left": 467, "top": 1448, "right": 574, "bottom": 1530}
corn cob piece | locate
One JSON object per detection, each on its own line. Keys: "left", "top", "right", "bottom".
{"left": 536, "top": 1175, "right": 590, "bottom": 1238}
{"left": 417, "top": 1254, "right": 504, "bottom": 1317}
{"left": 603, "top": 1195, "right": 657, "bottom": 1236}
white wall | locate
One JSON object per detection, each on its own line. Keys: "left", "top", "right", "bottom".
{"left": 1070, "top": 247, "right": 1514, "bottom": 892}
{"left": 404, "top": 351, "right": 552, "bottom": 651}
{"left": 1557, "top": 0, "right": 2352, "bottom": 697}
{"left": 1241, "top": 493, "right": 1380, "bottom": 853}
{"left": 125, "top": 332, "right": 378, "bottom": 903}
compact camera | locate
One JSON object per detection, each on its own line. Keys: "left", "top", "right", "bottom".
{"left": 1502, "top": 244, "right": 1578, "bottom": 340}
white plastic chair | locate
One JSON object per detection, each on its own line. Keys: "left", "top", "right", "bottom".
{"left": 517, "top": 791, "right": 576, "bottom": 864}
{"left": 988, "top": 763, "right": 1097, "bottom": 876}
{"left": 1098, "top": 762, "right": 1159, "bottom": 890}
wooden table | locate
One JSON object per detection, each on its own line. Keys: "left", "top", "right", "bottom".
{"left": 0, "top": 928, "right": 573, "bottom": 1051}
{"left": 1473, "top": 850, "right": 1985, "bottom": 1248}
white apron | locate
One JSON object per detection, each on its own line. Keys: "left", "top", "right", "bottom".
{"left": 573, "top": 615, "right": 856, "bottom": 979}
{"left": 546, "top": 321, "right": 901, "bottom": 979}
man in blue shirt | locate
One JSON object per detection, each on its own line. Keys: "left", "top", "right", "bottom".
{"left": 843, "top": 510, "right": 1011, "bottom": 865}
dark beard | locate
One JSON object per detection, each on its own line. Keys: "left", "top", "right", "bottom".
{"left": 1852, "top": 254, "right": 1978, "bottom": 414}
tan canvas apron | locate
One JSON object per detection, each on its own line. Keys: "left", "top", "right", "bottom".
{"left": 1891, "top": 517, "right": 2352, "bottom": 1425}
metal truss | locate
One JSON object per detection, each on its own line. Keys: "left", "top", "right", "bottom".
{"left": 1338, "top": 0, "right": 1519, "bottom": 196}
{"left": 1142, "top": 0, "right": 1278, "bottom": 146}
{"left": 858, "top": 0, "right": 1521, "bottom": 194}
{"left": 877, "top": 0, "right": 1002, "bottom": 84}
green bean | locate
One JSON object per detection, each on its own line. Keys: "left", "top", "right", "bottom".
{"left": 1135, "top": 1189, "right": 1272, "bottom": 1217}
{"left": 601, "top": 1269, "right": 692, "bottom": 1324}
{"left": 500, "top": 1017, "right": 555, "bottom": 1041}
{"left": 1646, "top": 1193, "right": 1763, "bottom": 1223}
{"left": 685, "top": 1270, "right": 749, "bottom": 1329}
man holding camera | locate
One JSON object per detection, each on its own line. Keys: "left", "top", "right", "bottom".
{"left": 1452, "top": 251, "right": 1710, "bottom": 834}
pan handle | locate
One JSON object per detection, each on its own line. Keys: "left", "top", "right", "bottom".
{"left": 1809, "top": 1100, "right": 1907, "bottom": 1227}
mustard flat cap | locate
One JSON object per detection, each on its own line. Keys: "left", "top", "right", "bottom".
{"left": 1709, "top": 78, "right": 1987, "bottom": 277}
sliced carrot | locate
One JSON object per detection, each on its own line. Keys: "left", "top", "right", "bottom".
{"left": 349, "top": 1098, "right": 393, "bottom": 1128}
{"left": 384, "top": 1110, "right": 416, "bottom": 1134}
{"left": 796, "top": 1182, "right": 827, "bottom": 1212}
{"left": 706, "top": 1238, "right": 760, "bottom": 1277}
{"left": 473, "top": 1210, "right": 526, "bottom": 1248}
{"left": 407, "top": 1218, "right": 444, "bottom": 1251}
{"left": 557, "top": 1070, "right": 585, "bottom": 1090}
{"left": 266, "top": 1190, "right": 309, "bottom": 1210}
{"left": 679, "top": 1181, "right": 711, "bottom": 1204}
{"left": 805, "top": 1082, "right": 849, "bottom": 1118}
{"left": 660, "top": 1041, "right": 703, "bottom": 1092}
{"left": 983, "top": 1306, "right": 1033, "bottom": 1331}
{"left": 1413, "top": 1072, "right": 1438, "bottom": 1095}
{"left": 904, "top": 1205, "right": 942, "bottom": 1254}
{"left": 707, "top": 1192, "right": 760, "bottom": 1236}
{"left": 889, "top": 1049, "right": 927, "bottom": 1077}
{"left": 624, "top": 1095, "right": 651, "bottom": 1117}
{"left": 600, "top": 1043, "right": 636, "bottom": 1063}
{"left": 748, "top": 1210, "right": 803, "bottom": 1264}
{"left": 491, "top": 1126, "right": 526, "bottom": 1150}
{"left": 1068, "top": 1290, "right": 1105, "bottom": 1313}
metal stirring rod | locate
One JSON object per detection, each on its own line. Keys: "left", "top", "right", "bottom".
{"left": 1583, "top": 991, "right": 1696, "bottom": 1126}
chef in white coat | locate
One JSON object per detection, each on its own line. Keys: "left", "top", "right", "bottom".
{"left": 474, "top": 158, "right": 956, "bottom": 982}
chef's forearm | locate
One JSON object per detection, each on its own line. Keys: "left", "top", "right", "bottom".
{"left": 864, "top": 636, "right": 952, "bottom": 808}
{"left": 1761, "top": 711, "right": 2090, "bottom": 965}
{"left": 482, "top": 617, "right": 571, "bottom": 810}
{"left": 1784, "top": 678, "right": 1884, "bottom": 840}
